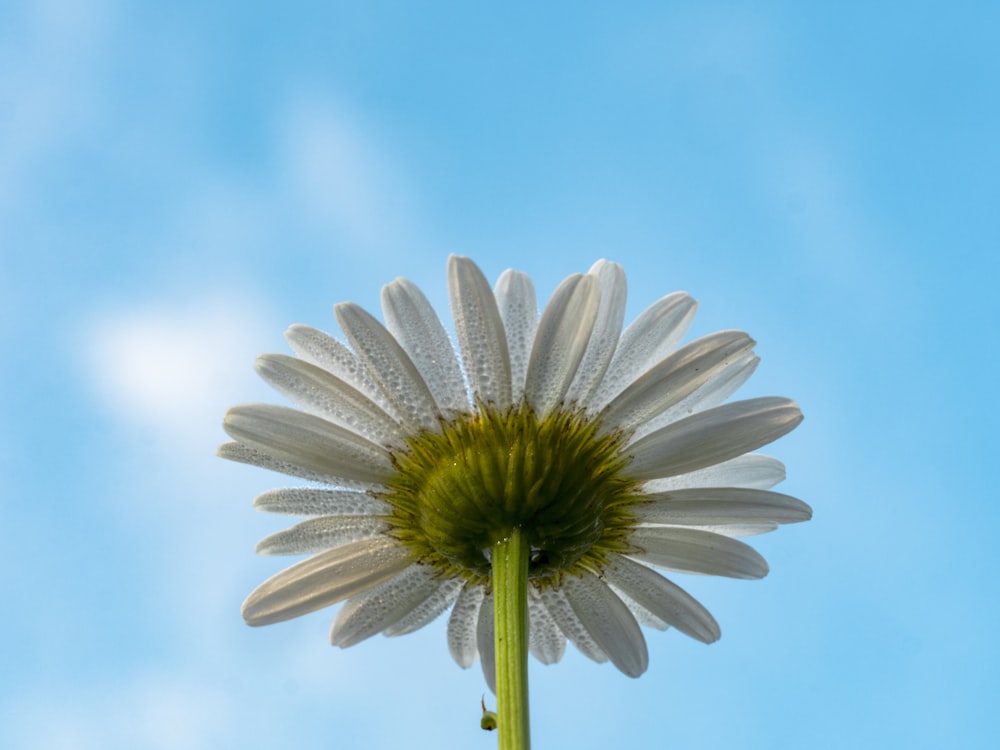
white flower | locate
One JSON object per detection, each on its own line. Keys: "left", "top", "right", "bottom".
{"left": 220, "top": 255, "right": 809, "bottom": 687}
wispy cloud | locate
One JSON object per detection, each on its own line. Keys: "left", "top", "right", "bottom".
{"left": 275, "top": 95, "right": 421, "bottom": 255}
{"left": 0, "top": 0, "right": 112, "bottom": 213}
{"left": 3, "top": 673, "right": 234, "bottom": 750}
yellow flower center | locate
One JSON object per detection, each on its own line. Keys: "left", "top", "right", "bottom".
{"left": 380, "top": 404, "right": 645, "bottom": 585}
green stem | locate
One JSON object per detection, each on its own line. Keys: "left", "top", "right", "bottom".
{"left": 492, "top": 527, "right": 531, "bottom": 750}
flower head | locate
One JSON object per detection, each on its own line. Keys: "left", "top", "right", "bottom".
{"left": 220, "top": 256, "right": 809, "bottom": 686}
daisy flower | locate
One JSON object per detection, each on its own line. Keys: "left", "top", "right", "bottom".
{"left": 220, "top": 255, "right": 808, "bottom": 701}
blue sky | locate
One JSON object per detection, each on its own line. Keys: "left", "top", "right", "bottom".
{"left": 2, "top": 1, "right": 998, "bottom": 748}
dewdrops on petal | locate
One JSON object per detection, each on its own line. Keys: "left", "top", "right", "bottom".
{"left": 220, "top": 254, "right": 809, "bottom": 686}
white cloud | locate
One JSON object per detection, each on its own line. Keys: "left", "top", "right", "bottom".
{"left": 77, "top": 291, "right": 280, "bottom": 648}
{"left": 82, "top": 294, "right": 272, "bottom": 437}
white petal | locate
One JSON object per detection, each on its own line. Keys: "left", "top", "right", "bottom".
{"left": 601, "top": 330, "right": 755, "bottom": 436}
{"left": 284, "top": 324, "right": 401, "bottom": 421}
{"left": 330, "top": 564, "right": 440, "bottom": 647}
{"left": 494, "top": 269, "right": 538, "bottom": 402}
{"left": 381, "top": 278, "right": 469, "bottom": 415}
{"left": 523, "top": 274, "right": 601, "bottom": 414}
{"left": 634, "top": 488, "right": 812, "bottom": 527}
{"left": 613, "top": 586, "right": 669, "bottom": 631}
{"left": 643, "top": 453, "right": 786, "bottom": 492}
{"left": 565, "top": 260, "right": 627, "bottom": 406}
{"left": 241, "top": 537, "right": 412, "bottom": 626}
{"left": 256, "top": 354, "right": 402, "bottom": 446}
{"left": 335, "top": 302, "right": 441, "bottom": 432}
{"left": 626, "top": 397, "right": 803, "bottom": 480}
{"left": 223, "top": 404, "right": 394, "bottom": 484}
{"left": 218, "top": 441, "right": 379, "bottom": 490}
{"left": 603, "top": 556, "right": 720, "bottom": 643}
{"left": 448, "top": 255, "right": 512, "bottom": 407}
{"left": 590, "top": 292, "right": 698, "bottom": 410}
{"left": 539, "top": 586, "right": 608, "bottom": 664}
{"left": 253, "top": 488, "right": 392, "bottom": 516}
{"left": 630, "top": 352, "right": 760, "bottom": 443}
{"left": 477, "top": 591, "right": 497, "bottom": 693}
{"left": 561, "top": 571, "right": 648, "bottom": 677}
{"left": 628, "top": 526, "right": 769, "bottom": 579}
{"left": 255, "top": 515, "right": 389, "bottom": 555}
{"left": 687, "top": 523, "right": 779, "bottom": 537}
{"left": 384, "top": 576, "right": 464, "bottom": 636}
{"left": 527, "top": 588, "right": 567, "bottom": 664}
{"left": 447, "top": 582, "right": 485, "bottom": 669}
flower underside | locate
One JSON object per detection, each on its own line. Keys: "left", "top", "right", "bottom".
{"left": 222, "top": 254, "right": 809, "bottom": 700}
{"left": 382, "top": 403, "right": 645, "bottom": 586}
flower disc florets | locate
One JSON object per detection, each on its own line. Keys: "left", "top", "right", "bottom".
{"left": 382, "top": 403, "right": 644, "bottom": 584}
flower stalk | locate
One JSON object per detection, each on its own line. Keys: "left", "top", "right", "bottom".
{"left": 492, "top": 527, "right": 531, "bottom": 750}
